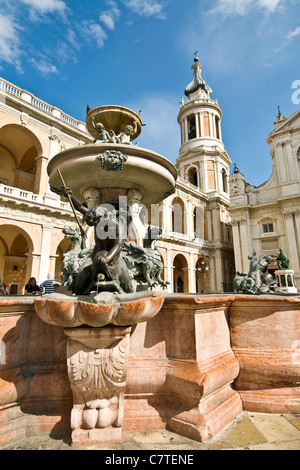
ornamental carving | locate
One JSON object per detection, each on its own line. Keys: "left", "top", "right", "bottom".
{"left": 65, "top": 327, "right": 130, "bottom": 432}
{"left": 98, "top": 150, "right": 128, "bottom": 171}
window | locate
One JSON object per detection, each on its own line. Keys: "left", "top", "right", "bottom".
{"left": 262, "top": 223, "right": 274, "bottom": 233}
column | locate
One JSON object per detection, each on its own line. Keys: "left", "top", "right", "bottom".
{"left": 26, "top": 253, "right": 41, "bottom": 285}
{"left": 232, "top": 222, "right": 243, "bottom": 273}
{"left": 195, "top": 112, "right": 200, "bottom": 138}
{"left": 199, "top": 113, "right": 204, "bottom": 137}
{"left": 217, "top": 118, "right": 222, "bottom": 141}
{"left": 239, "top": 218, "right": 253, "bottom": 273}
{"left": 163, "top": 198, "right": 171, "bottom": 234}
{"left": 209, "top": 113, "right": 214, "bottom": 138}
{"left": 167, "top": 248, "right": 172, "bottom": 293}
{"left": 207, "top": 209, "right": 213, "bottom": 242}
{"left": 215, "top": 161, "right": 222, "bottom": 193}
{"left": 189, "top": 253, "right": 196, "bottom": 293}
{"left": 33, "top": 155, "right": 49, "bottom": 195}
{"left": 38, "top": 225, "right": 52, "bottom": 283}
{"left": 199, "top": 160, "right": 207, "bottom": 192}
{"left": 212, "top": 205, "right": 221, "bottom": 242}
{"left": 284, "top": 211, "right": 300, "bottom": 273}
{"left": 214, "top": 249, "right": 223, "bottom": 292}
{"left": 186, "top": 200, "right": 194, "bottom": 238}
{"left": 184, "top": 119, "right": 188, "bottom": 143}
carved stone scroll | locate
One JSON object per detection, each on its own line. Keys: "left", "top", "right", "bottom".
{"left": 64, "top": 326, "right": 131, "bottom": 445}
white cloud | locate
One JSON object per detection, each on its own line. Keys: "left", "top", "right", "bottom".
{"left": 20, "top": 0, "right": 66, "bottom": 14}
{"left": 100, "top": 0, "right": 121, "bottom": 30}
{"left": 287, "top": 26, "right": 300, "bottom": 40}
{"left": 210, "top": 0, "right": 285, "bottom": 16}
{"left": 257, "top": 0, "right": 282, "bottom": 12}
{"left": 30, "top": 57, "right": 59, "bottom": 76}
{"left": 81, "top": 20, "right": 108, "bottom": 48}
{"left": 123, "top": 0, "right": 167, "bottom": 19}
{"left": 0, "top": 14, "right": 22, "bottom": 71}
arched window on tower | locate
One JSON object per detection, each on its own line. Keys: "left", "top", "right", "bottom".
{"left": 188, "top": 116, "right": 196, "bottom": 140}
{"left": 187, "top": 167, "right": 198, "bottom": 187}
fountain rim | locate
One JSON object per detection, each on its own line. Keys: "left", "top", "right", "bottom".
{"left": 86, "top": 105, "right": 143, "bottom": 140}
{"left": 47, "top": 142, "right": 178, "bottom": 180}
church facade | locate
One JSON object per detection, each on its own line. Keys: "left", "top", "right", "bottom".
{"left": 0, "top": 59, "right": 234, "bottom": 295}
{"left": 229, "top": 108, "right": 300, "bottom": 288}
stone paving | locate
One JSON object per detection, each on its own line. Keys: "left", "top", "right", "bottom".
{"left": 1, "top": 412, "right": 300, "bottom": 451}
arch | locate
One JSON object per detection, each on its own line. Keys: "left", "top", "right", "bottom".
{"left": 0, "top": 224, "right": 34, "bottom": 294}
{"left": 0, "top": 124, "right": 43, "bottom": 192}
{"left": 173, "top": 253, "right": 189, "bottom": 293}
{"left": 55, "top": 236, "right": 73, "bottom": 281}
{"left": 193, "top": 204, "right": 206, "bottom": 239}
{"left": 195, "top": 256, "right": 211, "bottom": 293}
{"left": 171, "top": 197, "right": 186, "bottom": 234}
{"left": 186, "top": 166, "right": 198, "bottom": 187}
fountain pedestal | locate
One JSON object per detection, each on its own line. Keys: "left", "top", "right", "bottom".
{"left": 275, "top": 269, "right": 298, "bottom": 294}
{"left": 34, "top": 292, "right": 164, "bottom": 446}
{"left": 65, "top": 326, "right": 131, "bottom": 446}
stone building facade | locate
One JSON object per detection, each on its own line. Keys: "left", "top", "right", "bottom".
{"left": 229, "top": 108, "right": 300, "bottom": 288}
{"left": 0, "top": 59, "right": 234, "bottom": 294}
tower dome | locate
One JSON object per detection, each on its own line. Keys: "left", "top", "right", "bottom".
{"left": 184, "top": 55, "right": 212, "bottom": 99}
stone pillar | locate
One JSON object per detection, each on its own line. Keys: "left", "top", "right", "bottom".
{"left": 199, "top": 160, "right": 207, "bottom": 192}
{"left": 218, "top": 118, "right": 222, "bottom": 141}
{"left": 33, "top": 156, "right": 49, "bottom": 196}
{"left": 239, "top": 218, "right": 253, "bottom": 273}
{"left": 184, "top": 119, "right": 188, "bottom": 143}
{"left": 232, "top": 222, "right": 243, "bottom": 273}
{"left": 214, "top": 249, "right": 223, "bottom": 292}
{"left": 195, "top": 112, "right": 200, "bottom": 138}
{"left": 188, "top": 253, "right": 196, "bottom": 293}
{"left": 163, "top": 198, "right": 171, "bottom": 233}
{"left": 209, "top": 113, "right": 214, "bottom": 138}
{"left": 199, "top": 113, "right": 204, "bottom": 137}
{"left": 64, "top": 326, "right": 131, "bottom": 446}
{"left": 166, "top": 248, "right": 172, "bottom": 293}
{"left": 26, "top": 253, "right": 41, "bottom": 285}
{"left": 283, "top": 211, "right": 300, "bottom": 273}
{"left": 38, "top": 226, "right": 52, "bottom": 284}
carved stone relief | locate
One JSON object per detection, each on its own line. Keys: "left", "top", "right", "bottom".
{"left": 64, "top": 326, "right": 131, "bottom": 444}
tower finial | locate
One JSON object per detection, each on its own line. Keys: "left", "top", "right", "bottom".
{"left": 194, "top": 51, "right": 199, "bottom": 63}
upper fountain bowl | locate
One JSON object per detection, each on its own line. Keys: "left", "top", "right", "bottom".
{"left": 86, "top": 105, "right": 143, "bottom": 141}
{"left": 47, "top": 104, "right": 177, "bottom": 206}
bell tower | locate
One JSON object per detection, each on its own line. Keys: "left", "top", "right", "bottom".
{"left": 176, "top": 55, "right": 231, "bottom": 196}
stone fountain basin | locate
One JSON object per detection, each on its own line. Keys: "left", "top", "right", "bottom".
{"left": 86, "top": 105, "right": 143, "bottom": 141}
{"left": 47, "top": 143, "right": 177, "bottom": 206}
{"left": 34, "top": 292, "right": 165, "bottom": 328}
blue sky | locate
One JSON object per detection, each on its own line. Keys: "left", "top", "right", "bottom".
{"left": 0, "top": 0, "right": 299, "bottom": 186}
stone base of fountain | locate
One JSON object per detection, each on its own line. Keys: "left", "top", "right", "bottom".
{"left": 0, "top": 294, "right": 299, "bottom": 448}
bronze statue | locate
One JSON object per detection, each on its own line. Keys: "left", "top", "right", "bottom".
{"left": 276, "top": 248, "right": 290, "bottom": 270}
{"left": 233, "top": 251, "right": 277, "bottom": 294}
{"left": 52, "top": 185, "right": 134, "bottom": 295}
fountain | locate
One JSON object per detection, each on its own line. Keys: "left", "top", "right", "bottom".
{"left": 34, "top": 105, "right": 177, "bottom": 446}
{"left": 1, "top": 105, "right": 299, "bottom": 450}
